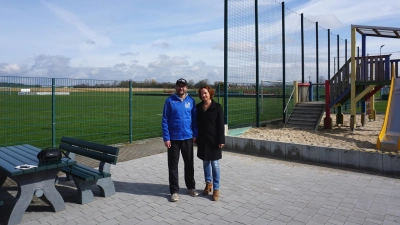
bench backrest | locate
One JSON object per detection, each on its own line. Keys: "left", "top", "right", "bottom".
{"left": 59, "top": 136, "right": 119, "bottom": 165}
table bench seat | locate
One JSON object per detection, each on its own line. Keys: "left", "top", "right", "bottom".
{"left": 58, "top": 136, "right": 119, "bottom": 204}
{"left": 62, "top": 164, "right": 111, "bottom": 181}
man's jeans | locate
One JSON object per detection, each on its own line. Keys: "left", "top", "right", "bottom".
{"left": 203, "top": 160, "right": 220, "bottom": 190}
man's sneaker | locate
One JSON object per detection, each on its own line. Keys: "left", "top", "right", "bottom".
{"left": 170, "top": 193, "right": 179, "bottom": 202}
{"left": 188, "top": 189, "right": 199, "bottom": 197}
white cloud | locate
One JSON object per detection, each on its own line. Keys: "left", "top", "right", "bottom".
{"left": 295, "top": 0, "right": 400, "bottom": 30}
{"left": 148, "top": 55, "right": 189, "bottom": 68}
{"left": 43, "top": 2, "right": 113, "bottom": 48}
{"left": 1, "top": 0, "right": 399, "bottom": 84}
{"left": 0, "top": 63, "right": 22, "bottom": 75}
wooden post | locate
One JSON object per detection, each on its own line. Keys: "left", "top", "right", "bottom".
{"left": 350, "top": 26, "right": 357, "bottom": 131}
{"left": 324, "top": 80, "right": 332, "bottom": 129}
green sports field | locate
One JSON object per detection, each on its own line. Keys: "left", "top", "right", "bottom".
{"left": 0, "top": 90, "right": 387, "bottom": 148}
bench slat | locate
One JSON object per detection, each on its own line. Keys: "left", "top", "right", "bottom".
{"left": 0, "top": 147, "right": 38, "bottom": 166}
{"left": 6, "top": 146, "right": 58, "bottom": 171}
{"left": 74, "top": 163, "right": 111, "bottom": 177}
{"left": 13, "top": 145, "right": 40, "bottom": 157}
{"left": 62, "top": 167, "right": 96, "bottom": 181}
{"left": 59, "top": 143, "right": 117, "bottom": 165}
{"left": 61, "top": 137, "right": 119, "bottom": 156}
{"left": 0, "top": 157, "right": 24, "bottom": 176}
{"left": 69, "top": 164, "right": 110, "bottom": 178}
{"left": 0, "top": 147, "right": 40, "bottom": 174}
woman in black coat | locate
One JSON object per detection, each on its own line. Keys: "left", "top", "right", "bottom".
{"left": 196, "top": 86, "right": 225, "bottom": 201}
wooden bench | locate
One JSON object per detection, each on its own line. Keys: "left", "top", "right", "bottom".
{"left": 58, "top": 136, "right": 119, "bottom": 204}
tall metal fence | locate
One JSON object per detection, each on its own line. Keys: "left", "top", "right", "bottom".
{"left": 226, "top": 0, "right": 351, "bottom": 126}
{"left": 1, "top": 76, "right": 300, "bottom": 148}
{"left": 1, "top": 76, "right": 165, "bottom": 148}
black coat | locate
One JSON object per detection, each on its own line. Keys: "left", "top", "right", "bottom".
{"left": 196, "top": 100, "right": 225, "bottom": 161}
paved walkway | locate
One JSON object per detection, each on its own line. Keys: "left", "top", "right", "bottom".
{"left": 2, "top": 148, "right": 400, "bottom": 225}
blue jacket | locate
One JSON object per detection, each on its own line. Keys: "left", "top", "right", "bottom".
{"left": 162, "top": 93, "right": 198, "bottom": 141}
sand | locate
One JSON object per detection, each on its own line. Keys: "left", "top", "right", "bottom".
{"left": 240, "top": 114, "right": 385, "bottom": 151}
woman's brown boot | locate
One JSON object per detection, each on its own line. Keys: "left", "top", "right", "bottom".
{"left": 212, "top": 190, "right": 219, "bottom": 201}
{"left": 203, "top": 182, "right": 212, "bottom": 195}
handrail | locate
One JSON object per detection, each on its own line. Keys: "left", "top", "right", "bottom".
{"left": 284, "top": 88, "right": 295, "bottom": 114}
{"left": 283, "top": 87, "right": 296, "bottom": 125}
{"left": 329, "top": 55, "right": 390, "bottom": 82}
{"left": 330, "top": 57, "right": 352, "bottom": 82}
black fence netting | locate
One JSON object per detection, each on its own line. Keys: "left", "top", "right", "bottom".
{"left": 225, "top": 0, "right": 353, "bottom": 127}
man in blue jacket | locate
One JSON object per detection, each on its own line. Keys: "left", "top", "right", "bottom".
{"left": 162, "top": 78, "right": 199, "bottom": 202}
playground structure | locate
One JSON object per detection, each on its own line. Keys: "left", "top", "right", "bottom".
{"left": 326, "top": 25, "right": 400, "bottom": 152}
{"left": 286, "top": 25, "right": 400, "bottom": 152}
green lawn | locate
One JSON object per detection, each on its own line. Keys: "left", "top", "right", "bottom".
{"left": 0, "top": 91, "right": 388, "bottom": 148}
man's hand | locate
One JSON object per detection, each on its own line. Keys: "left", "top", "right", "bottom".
{"left": 164, "top": 140, "right": 171, "bottom": 148}
{"left": 192, "top": 137, "right": 197, "bottom": 143}
{"left": 218, "top": 144, "right": 225, "bottom": 149}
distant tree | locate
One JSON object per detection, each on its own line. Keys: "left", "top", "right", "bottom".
{"left": 150, "top": 79, "right": 157, "bottom": 87}
{"left": 118, "top": 80, "right": 130, "bottom": 87}
{"left": 194, "top": 79, "right": 209, "bottom": 88}
{"left": 213, "top": 81, "right": 224, "bottom": 90}
{"left": 188, "top": 79, "right": 195, "bottom": 89}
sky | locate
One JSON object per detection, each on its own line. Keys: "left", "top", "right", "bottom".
{"left": 1, "top": 0, "right": 399, "bottom": 84}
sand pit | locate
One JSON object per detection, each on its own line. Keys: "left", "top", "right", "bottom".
{"left": 240, "top": 114, "right": 385, "bottom": 151}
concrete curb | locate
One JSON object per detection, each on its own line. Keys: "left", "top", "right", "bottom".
{"left": 225, "top": 136, "right": 400, "bottom": 175}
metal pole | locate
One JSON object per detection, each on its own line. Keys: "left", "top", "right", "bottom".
{"left": 129, "top": 81, "right": 132, "bottom": 143}
{"left": 282, "top": 2, "right": 286, "bottom": 123}
{"left": 52, "top": 78, "right": 56, "bottom": 148}
{"left": 345, "top": 39, "right": 348, "bottom": 76}
{"left": 301, "top": 13, "right": 304, "bottom": 83}
{"left": 328, "top": 29, "right": 331, "bottom": 80}
{"left": 224, "top": 0, "right": 228, "bottom": 125}
{"left": 337, "top": 35, "right": 340, "bottom": 74}
{"left": 255, "top": 0, "right": 260, "bottom": 127}
{"left": 316, "top": 22, "right": 319, "bottom": 101}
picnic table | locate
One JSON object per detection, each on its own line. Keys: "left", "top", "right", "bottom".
{"left": 0, "top": 144, "right": 76, "bottom": 225}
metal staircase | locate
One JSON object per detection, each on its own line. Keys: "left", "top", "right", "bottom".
{"left": 285, "top": 102, "right": 325, "bottom": 132}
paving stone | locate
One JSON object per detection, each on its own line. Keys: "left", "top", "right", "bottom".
{"left": 2, "top": 144, "right": 400, "bottom": 225}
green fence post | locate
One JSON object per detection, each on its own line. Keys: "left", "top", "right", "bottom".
{"left": 316, "top": 22, "right": 319, "bottom": 101}
{"left": 282, "top": 2, "right": 286, "bottom": 123}
{"left": 52, "top": 78, "right": 56, "bottom": 148}
{"left": 301, "top": 13, "right": 304, "bottom": 83}
{"left": 224, "top": 0, "right": 228, "bottom": 126}
{"left": 255, "top": 0, "right": 260, "bottom": 127}
{"left": 129, "top": 80, "right": 132, "bottom": 143}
